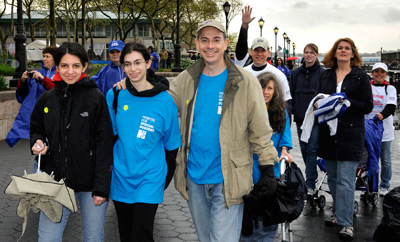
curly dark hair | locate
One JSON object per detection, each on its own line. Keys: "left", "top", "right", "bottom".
{"left": 257, "top": 72, "right": 286, "bottom": 133}
{"left": 42, "top": 46, "right": 58, "bottom": 57}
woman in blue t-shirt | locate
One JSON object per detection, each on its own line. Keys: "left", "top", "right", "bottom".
{"left": 277, "top": 57, "right": 291, "bottom": 81}
{"left": 242, "top": 72, "right": 293, "bottom": 242}
{"left": 106, "top": 42, "right": 182, "bottom": 242}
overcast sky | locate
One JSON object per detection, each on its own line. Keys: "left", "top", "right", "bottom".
{"left": 228, "top": 0, "right": 400, "bottom": 54}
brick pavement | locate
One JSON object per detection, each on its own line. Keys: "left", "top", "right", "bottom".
{"left": 1, "top": 125, "right": 399, "bottom": 242}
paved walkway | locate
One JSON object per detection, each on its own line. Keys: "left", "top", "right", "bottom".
{"left": 1, "top": 125, "right": 399, "bottom": 242}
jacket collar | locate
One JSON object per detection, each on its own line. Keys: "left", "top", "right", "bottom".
{"left": 301, "top": 61, "right": 320, "bottom": 71}
{"left": 327, "top": 66, "right": 361, "bottom": 77}
{"left": 371, "top": 80, "right": 389, "bottom": 85}
{"left": 110, "top": 62, "right": 121, "bottom": 68}
{"left": 41, "top": 62, "right": 57, "bottom": 72}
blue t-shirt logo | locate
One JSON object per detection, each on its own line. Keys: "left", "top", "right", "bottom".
{"left": 137, "top": 115, "right": 155, "bottom": 139}
{"left": 218, "top": 92, "right": 223, "bottom": 114}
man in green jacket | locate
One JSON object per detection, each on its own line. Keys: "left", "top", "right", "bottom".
{"left": 168, "top": 19, "right": 278, "bottom": 242}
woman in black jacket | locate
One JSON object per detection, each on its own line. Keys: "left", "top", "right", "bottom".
{"left": 290, "top": 43, "right": 325, "bottom": 195}
{"left": 30, "top": 42, "right": 113, "bottom": 242}
{"left": 317, "top": 38, "right": 373, "bottom": 240}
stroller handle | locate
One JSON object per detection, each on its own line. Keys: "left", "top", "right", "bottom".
{"left": 280, "top": 156, "right": 289, "bottom": 176}
{"left": 36, "top": 144, "right": 42, "bottom": 173}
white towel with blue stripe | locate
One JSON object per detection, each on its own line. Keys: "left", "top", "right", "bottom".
{"left": 301, "top": 93, "right": 351, "bottom": 143}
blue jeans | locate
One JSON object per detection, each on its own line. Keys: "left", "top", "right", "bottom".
{"left": 296, "top": 122, "right": 319, "bottom": 189}
{"left": 38, "top": 191, "right": 109, "bottom": 242}
{"left": 187, "top": 176, "right": 244, "bottom": 242}
{"left": 241, "top": 217, "right": 278, "bottom": 242}
{"left": 325, "top": 160, "right": 358, "bottom": 226}
{"left": 380, "top": 141, "right": 392, "bottom": 189}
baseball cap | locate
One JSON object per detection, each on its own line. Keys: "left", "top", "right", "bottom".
{"left": 196, "top": 19, "right": 226, "bottom": 35}
{"left": 109, "top": 40, "right": 125, "bottom": 52}
{"left": 372, "top": 62, "right": 388, "bottom": 72}
{"left": 251, "top": 37, "right": 270, "bottom": 50}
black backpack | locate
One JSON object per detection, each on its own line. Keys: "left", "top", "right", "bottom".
{"left": 283, "top": 161, "right": 308, "bottom": 223}
{"left": 373, "top": 186, "right": 400, "bottom": 241}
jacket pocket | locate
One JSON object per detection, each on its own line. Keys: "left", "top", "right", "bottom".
{"left": 337, "top": 120, "right": 364, "bottom": 155}
{"left": 228, "top": 147, "right": 253, "bottom": 200}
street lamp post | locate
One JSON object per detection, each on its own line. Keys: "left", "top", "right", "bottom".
{"left": 292, "top": 42, "right": 296, "bottom": 57}
{"left": 223, "top": 1, "right": 230, "bottom": 53}
{"left": 282, "top": 32, "right": 287, "bottom": 64}
{"left": 286, "top": 37, "right": 291, "bottom": 58}
{"left": 223, "top": 2, "right": 231, "bottom": 33}
{"left": 258, "top": 18, "right": 265, "bottom": 37}
{"left": 292, "top": 42, "right": 296, "bottom": 66}
{"left": 273, "top": 27, "right": 278, "bottom": 66}
{"left": 10, "top": 0, "right": 27, "bottom": 87}
{"left": 172, "top": 0, "right": 183, "bottom": 72}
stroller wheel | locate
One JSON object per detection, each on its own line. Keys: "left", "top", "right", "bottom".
{"left": 353, "top": 201, "right": 359, "bottom": 215}
{"left": 371, "top": 193, "right": 379, "bottom": 207}
{"left": 310, "top": 196, "right": 317, "bottom": 208}
{"left": 317, "top": 195, "right": 326, "bottom": 209}
{"left": 362, "top": 192, "right": 369, "bottom": 204}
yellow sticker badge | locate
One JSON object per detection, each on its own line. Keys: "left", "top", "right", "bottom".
{"left": 44, "top": 107, "right": 49, "bottom": 113}
{"left": 123, "top": 105, "right": 128, "bottom": 111}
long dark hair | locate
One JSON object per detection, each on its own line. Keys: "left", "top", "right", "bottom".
{"left": 277, "top": 57, "right": 285, "bottom": 68}
{"left": 257, "top": 72, "right": 286, "bottom": 133}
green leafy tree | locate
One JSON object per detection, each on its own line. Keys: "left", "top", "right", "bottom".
{"left": 180, "top": 0, "right": 219, "bottom": 50}
{"left": 216, "top": 0, "right": 243, "bottom": 34}
{"left": 139, "top": 0, "right": 169, "bottom": 50}
{"left": 23, "top": 0, "right": 37, "bottom": 42}
{"left": 227, "top": 32, "right": 238, "bottom": 53}
{"left": 0, "top": 0, "right": 14, "bottom": 64}
{"left": 94, "top": 0, "right": 145, "bottom": 42}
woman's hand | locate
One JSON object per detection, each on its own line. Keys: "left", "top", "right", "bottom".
{"left": 21, "top": 71, "right": 29, "bottom": 82}
{"left": 31, "top": 70, "right": 44, "bottom": 80}
{"left": 113, "top": 78, "right": 127, "bottom": 90}
{"left": 377, "top": 112, "right": 384, "bottom": 121}
{"left": 31, "top": 139, "right": 48, "bottom": 155}
{"left": 93, "top": 196, "right": 106, "bottom": 206}
{"left": 280, "top": 148, "right": 293, "bottom": 163}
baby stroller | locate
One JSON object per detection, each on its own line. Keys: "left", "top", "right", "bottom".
{"left": 309, "top": 158, "right": 328, "bottom": 209}
{"left": 310, "top": 158, "right": 378, "bottom": 215}
{"left": 354, "top": 118, "right": 383, "bottom": 212}
{"left": 310, "top": 118, "right": 383, "bottom": 215}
